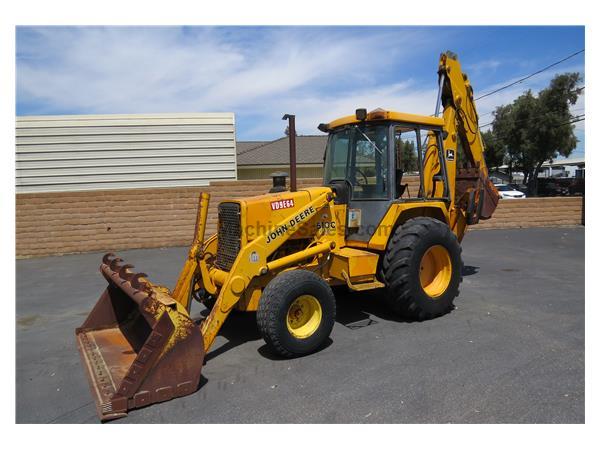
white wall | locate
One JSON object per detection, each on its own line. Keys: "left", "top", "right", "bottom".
{"left": 16, "top": 113, "right": 237, "bottom": 193}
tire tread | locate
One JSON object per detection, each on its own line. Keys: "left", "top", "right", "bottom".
{"left": 257, "top": 270, "right": 336, "bottom": 358}
{"left": 381, "top": 217, "right": 463, "bottom": 320}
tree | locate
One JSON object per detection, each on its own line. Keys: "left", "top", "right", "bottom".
{"left": 396, "top": 140, "right": 418, "bottom": 172}
{"left": 490, "top": 91, "right": 538, "bottom": 184}
{"left": 481, "top": 129, "right": 506, "bottom": 170}
{"left": 487, "top": 72, "right": 582, "bottom": 195}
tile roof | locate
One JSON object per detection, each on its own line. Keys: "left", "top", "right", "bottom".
{"left": 236, "top": 135, "right": 328, "bottom": 166}
{"left": 236, "top": 141, "right": 268, "bottom": 154}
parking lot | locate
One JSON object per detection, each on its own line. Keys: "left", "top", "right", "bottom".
{"left": 16, "top": 227, "right": 584, "bottom": 423}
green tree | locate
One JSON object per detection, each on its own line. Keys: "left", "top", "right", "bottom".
{"left": 489, "top": 92, "right": 538, "bottom": 184}
{"left": 396, "top": 140, "right": 418, "bottom": 172}
{"left": 487, "top": 72, "right": 582, "bottom": 195}
{"left": 481, "top": 129, "right": 506, "bottom": 170}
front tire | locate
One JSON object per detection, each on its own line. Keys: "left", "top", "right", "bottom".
{"left": 381, "top": 217, "right": 462, "bottom": 320}
{"left": 257, "top": 270, "right": 336, "bottom": 358}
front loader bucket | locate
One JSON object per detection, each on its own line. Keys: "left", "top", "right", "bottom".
{"left": 76, "top": 253, "right": 205, "bottom": 421}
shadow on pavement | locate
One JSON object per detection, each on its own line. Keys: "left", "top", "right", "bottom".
{"left": 196, "top": 276, "right": 461, "bottom": 361}
{"left": 462, "top": 265, "right": 480, "bottom": 276}
{"left": 257, "top": 338, "right": 333, "bottom": 361}
{"left": 333, "top": 286, "right": 417, "bottom": 327}
{"left": 201, "top": 308, "right": 262, "bottom": 363}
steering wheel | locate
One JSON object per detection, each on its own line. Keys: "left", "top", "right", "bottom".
{"left": 354, "top": 168, "right": 369, "bottom": 185}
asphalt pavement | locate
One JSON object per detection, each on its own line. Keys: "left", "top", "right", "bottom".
{"left": 16, "top": 227, "right": 585, "bottom": 423}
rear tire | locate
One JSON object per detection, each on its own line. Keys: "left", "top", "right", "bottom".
{"left": 381, "top": 217, "right": 462, "bottom": 320}
{"left": 257, "top": 270, "right": 336, "bottom": 358}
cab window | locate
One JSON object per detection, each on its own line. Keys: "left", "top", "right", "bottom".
{"left": 351, "top": 125, "right": 389, "bottom": 199}
{"left": 324, "top": 124, "right": 390, "bottom": 200}
{"left": 394, "top": 126, "right": 421, "bottom": 199}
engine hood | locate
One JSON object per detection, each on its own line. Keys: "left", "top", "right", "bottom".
{"left": 219, "top": 186, "right": 333, "bottom": 243}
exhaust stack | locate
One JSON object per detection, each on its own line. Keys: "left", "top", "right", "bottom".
{"left": 282, "top": 113, "right": 297, "bottom": 192}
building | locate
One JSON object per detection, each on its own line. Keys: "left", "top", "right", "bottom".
{"left": 236, "top": 135, "right": 327, "bottom": 180}
{"left": 492, "top": 156, "right": 585, "bottom": 184}
{"left": 538, "top": 157, "right": 585, "bottom": 178}
{"left": 16, "top": 112, "right": 237, "bottom": 193}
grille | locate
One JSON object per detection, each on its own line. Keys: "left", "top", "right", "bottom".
{"left": 215, "top": 202, "right": 241, "bottom": 271}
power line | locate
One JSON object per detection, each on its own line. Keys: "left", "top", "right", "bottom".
{"left": 481, "top": 116, "right": 584, "bottom": 147}
{"left": 478, "top": 86, "right": 584, "bottom": 117}
{"left": 479, "top": 107, "right": 585, "bottom": 129}
{"left": 475, "top": 49, "right": 585, "bottom": 101}
{"left": 561, "top": 116, "right": 585, "bottom": 127}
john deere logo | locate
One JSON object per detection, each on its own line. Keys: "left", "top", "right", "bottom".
{"left": 266, "top": 206, "right": 316, "bottom": 244}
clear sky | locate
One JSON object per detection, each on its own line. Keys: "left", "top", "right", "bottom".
{"left": 16, "top": 26, "right": 585, "bottom": 156}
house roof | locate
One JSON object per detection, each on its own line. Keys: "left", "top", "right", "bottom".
{"left": 236, "top": 135, "right": 328, "bottom": 166}
{"left": 236, "top": 141, "right": 269, "bottom": 154}
{"left": 542, "top": 157, "right": 585, "bottom": 167}
{"left": 497, "top": 156, "right": 585, "bottom": 170}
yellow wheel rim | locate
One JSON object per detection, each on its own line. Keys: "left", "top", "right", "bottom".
{"left": 419, "top": 245, "right": 452, "bottom": 298}
{"left": 286, "top": 295, "right": 322, "bottom": 339}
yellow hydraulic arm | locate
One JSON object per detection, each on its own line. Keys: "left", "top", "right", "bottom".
{"left": 172, "top": 192, "right": 210, "bottom": 311}
{"left": 425, "top": 51, "right": 499, "bottom": 239}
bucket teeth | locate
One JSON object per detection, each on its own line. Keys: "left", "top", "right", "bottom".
{"left": 102, "top": 252, "right": 116, "bottom": 265}
{"left": 131, "top": 272, "right": 151, "bottom": 293}
{"left": 109, "top": 257, "right": 124, "bottom": 272}
{"left": 118, "top": 264, "right": 136, "bottom": 281}
{"left": 79, "top": 250, "right": 206, "bottom": 421}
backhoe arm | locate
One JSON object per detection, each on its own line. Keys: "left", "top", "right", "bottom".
{"left": 434, "top": 51, "right": 500, "bottom": 237}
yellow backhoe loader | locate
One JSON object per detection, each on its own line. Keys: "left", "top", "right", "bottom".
{"left": 76, "top": 51, "right": 499, "bottom": 421}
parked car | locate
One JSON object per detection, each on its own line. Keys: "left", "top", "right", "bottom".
{"left": 568, "top": 178, "right": 585, "bottom": 196}
{"left": 508, "top": 183, "right": 529, "bottom": 195}
{"left": 537, "top": 179, "right": 569, "bottom": 197}
{"left": 495, "top": 184, "right": 527, "bottom": 199}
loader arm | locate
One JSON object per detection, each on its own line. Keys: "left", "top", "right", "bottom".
{"left": 171, "top": 192, "right": 210, "bottom": 311}
{"left": 426, "top": 51, "right": 500, "bottom": 239}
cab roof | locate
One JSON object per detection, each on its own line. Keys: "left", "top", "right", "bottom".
{"left": 326, "top": 109, "right": 444, "bottom": 130}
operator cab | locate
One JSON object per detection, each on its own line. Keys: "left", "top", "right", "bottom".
{"left": 321, "top": 108, "right": 449, "bottom": 243}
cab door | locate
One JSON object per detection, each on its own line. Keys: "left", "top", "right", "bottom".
{"left": 345, "top": 124, "right": 393, "bottom": 243}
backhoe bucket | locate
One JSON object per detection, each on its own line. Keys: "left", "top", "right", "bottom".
{"left": 76, "top": 253, "right": 205, "bottom": 421}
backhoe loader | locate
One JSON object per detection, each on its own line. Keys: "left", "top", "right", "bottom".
{"left": 76, "top": 51, "right": 499, "bottom": 421}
